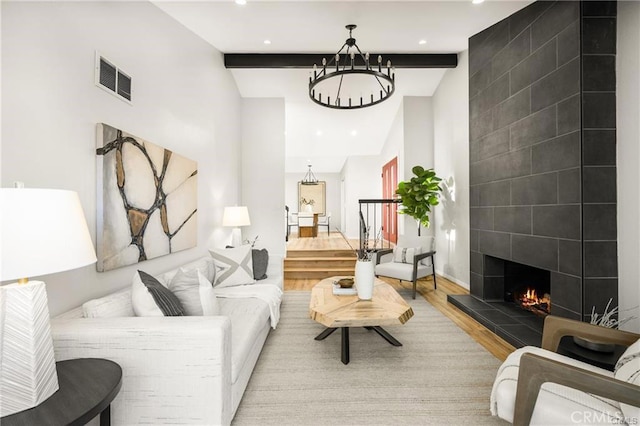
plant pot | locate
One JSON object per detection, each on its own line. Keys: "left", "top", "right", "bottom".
{"left": 355, "top": 260, "right": 374, "bottom": 300}
{"left": 573, "top": 336, "right": 616, "bottom": 353}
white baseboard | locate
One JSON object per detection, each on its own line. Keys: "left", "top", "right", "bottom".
{"left": 435, "top": 269, "right": 469, "bottom": 290}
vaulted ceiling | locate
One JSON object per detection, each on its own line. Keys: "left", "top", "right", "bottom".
{"left": 153, "top": 0, "right": 532, "bottom": 173}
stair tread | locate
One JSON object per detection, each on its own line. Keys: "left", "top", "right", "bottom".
{"left": 285, "top": 267, "right": 355, "bottom": 271}
{"left": 285, "top": 257, "right": 356, "bottom": 261}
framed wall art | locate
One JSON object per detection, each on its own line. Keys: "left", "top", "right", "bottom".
{"left": 298, "top": 181, "right": 326, "bottom": 215}
{"left": 96, "top": 123, "right": 198, "bottom": 271}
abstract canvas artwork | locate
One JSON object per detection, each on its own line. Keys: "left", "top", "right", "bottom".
{"left": 298, "top": 182, "right": 326, "bottom": 215}
{"left": 96, "top": 123, "right": 197, "bottom": 272}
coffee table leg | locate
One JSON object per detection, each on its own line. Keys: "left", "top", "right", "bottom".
{"left": 315, "top": 327, "right": 337, "bottom": 340}
{"left": 341, "top": 327, "right": 350, "bottom": 365}
{"left": 372, "top": 326, "right": 402, "bottom": 347}
{"left": 100, "top": 405, "right": 111, "bottom": 426}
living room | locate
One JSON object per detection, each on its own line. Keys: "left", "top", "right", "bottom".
{"left": 1, "top": 0, "right": 639, "bottom": 425}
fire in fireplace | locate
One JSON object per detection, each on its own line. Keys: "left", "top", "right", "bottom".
{"left": 503, "top": 259, "right": 551, "bottom": 317}
{"left": 515, "top": 287, "right": 551, "bottom": 316}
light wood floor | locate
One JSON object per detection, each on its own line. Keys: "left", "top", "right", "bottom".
{"left": 285, "top": 232, "right": 516, "bottom": 361}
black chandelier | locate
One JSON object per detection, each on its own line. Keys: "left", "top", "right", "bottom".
{"left": 301, "top": 164, "right": 318, "bottom": 185}
{"left": 309, "top": 25, "right": 395, "bottom": 110}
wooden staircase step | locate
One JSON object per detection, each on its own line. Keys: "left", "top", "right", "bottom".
{"left": 284, "top": 257, "right": 356, "bottom": 268}
{"left": 286, "top": 249, "right": 356, "bottom": 258}
{"left": 284, "top": 267, "right": 355, "bottom": 279}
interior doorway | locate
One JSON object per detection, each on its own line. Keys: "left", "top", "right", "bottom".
{"left": 381, "top": 157, "right": 398, "bottom": 244}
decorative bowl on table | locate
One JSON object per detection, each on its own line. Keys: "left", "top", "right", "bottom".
{"left": 336, "top": 278, "right": 354, "bottom": 288}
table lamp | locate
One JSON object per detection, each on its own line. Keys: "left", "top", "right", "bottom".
{"left": 222, "top": 206, "right": 250, "bottom": 247}
{"left": 0, "top": 188, "right": 97, "bottom": 417}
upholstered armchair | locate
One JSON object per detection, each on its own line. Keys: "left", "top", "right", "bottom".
{"left": 287, "top": 212, "right": 298, "bottom": 235}
{"left": 374, "top": 235, "right": 436, "bottom": 299}
{"left": 317, "top": 212, "right": 331, "bottom": 235}
{"left": 491, "top": 315, "right": 640, "bottom": 425}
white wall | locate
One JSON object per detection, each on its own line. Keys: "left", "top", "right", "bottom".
{"left": 1, "top": 1, "right": 242, "bottom": 315}
{"left": 241, "top": 98, "right": 286, "bottom": 256}
{"left": 285, "top": 172, "right": 341, "bottom": 231}
{"left": 341, "top": 156, "right": 383, "bottom": 239}
{"left": 433, "top": 51, "right": 471, "bottom": 289}
{"left": 617, "top": 1, "right": 640, "bottom": 333}
{"left": 380, "top": 102, "right": 404, "bottom": 174}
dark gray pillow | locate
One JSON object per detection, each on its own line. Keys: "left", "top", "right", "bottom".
{"left": 252, "top": 249, "right": 269, "bottom": 280}
{"left": 138, "top": 270, "right": 185, "bottom": 316}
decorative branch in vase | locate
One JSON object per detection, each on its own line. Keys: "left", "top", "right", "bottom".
{"left": 573, "top": 298, "right": 638, "bottom": 352}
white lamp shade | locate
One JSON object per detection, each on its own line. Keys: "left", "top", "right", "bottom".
{"left": 222, "top": 206, "right": 251, "bottom": 227}
{"left": 0, "top": 189, "right": 97, "bottom": 281}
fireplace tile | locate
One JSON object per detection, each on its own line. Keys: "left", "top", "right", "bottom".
{"left": 583, "top": 56, "right": 616, "bottom": 91}
{"left": 584, "top": 242, "right": 618, "bottom": 277}
{"left": 494, "top": 88, "right": 531, "bottom": 129}
{"left": 557, "top": 20, "right": 580, "bottom": 67}
{"left": 583, "top": 278, "right": 618, "bottom": 316}
{"left": 470, "top": 251, "right": 483, "bottom": 275}
{"left": 582, "top": 1, "right": 617, "bottom": 17}
{"left": 471, "top": 128, "right": 510, "bottom": 162}
{"left": 509, "top": 0, "right": 554, "bottom": 41}
{"left": 470, "top": 230, "right": 479, "bottom": 251}
{"left": 531, "top": 0, "right": 579, "bottom": 51}
{"left": 552, "top": 304, "right": 582, "bottom": 321}
{"left": 491, "top": 29, "right": 531, "bottom": 84}
{"left": 582, "top": 18, "right": 617, "bottom": 54}
{"left": 497, "top": 325, "right": 542, "bottom": 347}
{"left": 511, "top": 173, "right": 558, "bottom": 205}
{"left": 470, "top": 109, "right": 494, "bottom": 142}
{"left": 484, "top": 255, "right": 505, "bottom": 275}
{"left": 470, "top": 185, "right": 480, "bottom": 207}
{"left": 532, "top": 131, "right": 581, "bottom": 174}
{"left": 559, "top": 239, "right": 582, "bottom": 277}
{"left": 494, "top": 206, "right": 532, "bottom": 234}
{"left": 557, "top": 94, "right": 580, "bottom": 134}
{"left": 469, "top": 20, "right": 509, "bottom": 76}
{"left": 449, "top": 294, "right": 494, "bottom": 312}
{"left": 479, "top": 180, "right": 511, "bottom": 206}
{"left": 583, "top": 93, "right": 616, "bottom": 129}
{"left": 583, "top": 167, "right": 617, "bottom": 203}
{"left": 551, "top": 272, "right": 582, "bottom": 314}
{"left": 510, "top": 38, "right": 556, "bottom": 95}
{"left": 470, "top": 272, "right": 483, "bottom": 299}
{"left": 532, "top": 205, "right": 581, "bottom": 239}
{"left": 470, "top": 62, "right": 492, "bottom": 99}
{"left": 476, "top": 309, "right": 521, "bottom": 326}
{"left": 470, "top": 74, "right": 509, "bottom": 120}
{"left": 511, "top": 235, "right": 559, "bottom": 271}
{"left": 479, "top": 231, "right": 511, "bottom": 260}
{"left": 510, "top": 104, "right": 556, "bottom": 150}
{"left": 583, "top": 130, "right": 616, "bottom": 166}
{"left": 483, "top": 277, "right": 504, "bottom": 301}
{"left": 470, "top": 207, "right": 494, "bottom": 231}
{"left": 492, "top": 301, "right": 534, "bottom": 318}
{"left": 583, "top": 204, "right": 617, "bottom": 240}
{"left": 472, "top": 148, "right": 532, "bottom": 185}
{"left": 531, "top": 57, "right": 580, "bottom": 112}
{"left": 558, "top": 168, "right": 581, "bottom": 204}
{"left": 514, "top": 314, "right": 545, "bottom": 331}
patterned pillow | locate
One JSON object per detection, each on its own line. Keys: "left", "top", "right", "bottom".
{"left": 131, "top": 270, "right": 185, "bottom": 316}
{"left": 393, "top": 246, "right": 422, "bottom": 264}
{"left": 614, "top": 338, "right": 640, "bottom": 421}
{"left": 169, "top": 267, "right": 220, "bottom": 316}
{"left": 209, "top": 245, "right": 256, "bottom": 288}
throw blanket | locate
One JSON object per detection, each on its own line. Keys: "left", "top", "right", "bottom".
{"left": 215, "top": 284, "right": 283, "bottom": 328}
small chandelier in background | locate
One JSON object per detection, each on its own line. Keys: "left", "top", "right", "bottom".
{"left": 301, "top": 164, "right": 318, "bottom": 185}
{"left": 309, "top": 24, "right": 395, "bottom": 110}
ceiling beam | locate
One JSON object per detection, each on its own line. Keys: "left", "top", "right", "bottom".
{"left": 224, "top": 53, "right": 457, "bottom": 69}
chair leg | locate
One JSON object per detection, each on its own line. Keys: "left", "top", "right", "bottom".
{"left": 431, "top": 254, "right": 437, "bottom": 290}
{"left": 412, "top": 279, "right": 416, "bottom": 299}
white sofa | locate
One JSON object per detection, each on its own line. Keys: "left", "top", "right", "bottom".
{"left": 50, "top": 254, "right": 283, "bottom": 426}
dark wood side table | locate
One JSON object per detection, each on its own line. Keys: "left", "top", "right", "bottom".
{"left": 1, "top": 358, "right": 122, "bottom": 426}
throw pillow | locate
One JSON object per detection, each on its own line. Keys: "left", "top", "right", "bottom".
{"left": 252, "top": 248, "right": 269, "bottom": 280}
{"left": 169, "top": 267, "right": 220, "bottom": 316}
{"left": 614, "top": 338, "right": 640, "bottom": 421}
{"left": 82, "top": 289, "right": 134, "bottom": 318}
{"left": 393, "top": 246, "right": 422, "bottom": 264}
{"left": 132, "top": 270, "right": 185, "bottom": 317}
{"left": 209, "top": 245, "right": 256, "bottom": 288}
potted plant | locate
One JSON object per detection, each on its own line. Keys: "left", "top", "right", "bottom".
{"left": 395, "top": 166, "right": 443, "bottom": 235}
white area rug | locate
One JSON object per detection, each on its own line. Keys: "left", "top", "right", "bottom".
{"left": 233, "top": 290, "right": 507, "bottom": 425}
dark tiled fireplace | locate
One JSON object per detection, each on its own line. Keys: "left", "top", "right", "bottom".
{"left": 450, "top": 0, "right": 619, "bottom": 348}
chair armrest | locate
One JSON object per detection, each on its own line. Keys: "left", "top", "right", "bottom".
{"left": 51, "top": 316, "right": 233, "bottom": 425}
{"left": 514, "top": 353, "right": 640, "bottom": 426}
{"left": 542, "top": 315, "right": 639, "bottom": 352}
{"left": 375, "top": 249, "right": 394, "bottom": 265}
{"left": 414, "top": 250, "right": 436, "bottom": 263}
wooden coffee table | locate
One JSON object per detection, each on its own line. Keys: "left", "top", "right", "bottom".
{"left": 309, "top": 277, "right": 414, "bottom": 364}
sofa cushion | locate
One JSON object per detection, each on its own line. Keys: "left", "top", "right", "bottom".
{"left": 218, "top": 297, "right": 270, "bottom": 384}
{"left": 375, "top": 261, "right": 432, "bottom": 282}
{"left": 209, "top": 245, "right": 256, "bottom": 288}
{"left": 252, "top": 249, "right": 269, "bottom": 280}
{"left": 82, "top": 288, "right": 134, "bottom": 318}
{"left": 132, "top": 270, "right": 185, "bottom": 316}
{"left": 614, "top": 338, "right": 640, "bottom": 421}
{"left": 169, "top": 268, "right": 219, "bottom": 316}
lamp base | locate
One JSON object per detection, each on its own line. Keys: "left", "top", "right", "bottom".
{"left": 0, "top": 281, "right": 59, "bottom": 416}
{"left": 230, "top": 228, "right": 243, "bottom": 247}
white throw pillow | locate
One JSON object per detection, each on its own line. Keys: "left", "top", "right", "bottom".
{"left": 614, "top": 338, "right": 640, "bottom": 421}
{"left": 209, "top": 245, "right": 256, "bottom": 288}
{"left": 393, "top": 246, "right": 422, "bottom": 264}
{"left": 131, "top": 270, "right": 185, "bottom": 317}
{"left": 82, "top": 289, "right": 134, "bottom": 318}
{"left": 169, "top": 267, "right": 220, "bottom": 316}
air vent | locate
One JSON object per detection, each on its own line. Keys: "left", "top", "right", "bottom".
{"left": 95, "top": 53, "right": 132, "bottom": 103}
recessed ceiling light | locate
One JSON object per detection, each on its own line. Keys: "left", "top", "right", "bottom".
{"left": 418, "top": 40, "right": 427, "bottom": 45}
{"left": 263, "top": 40, "right": 271, "bottom": 45}
{"left": 472, "top": 0, "right": 484, "bottom": 4}
{"left": 350, "top": 130, "right": 357, "bottom": 136}
{"left": 316, "top": 130, "right": 323, "bottom": 136}
{"left": 235, "top": 0, "right": 247, "bottom": 5}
